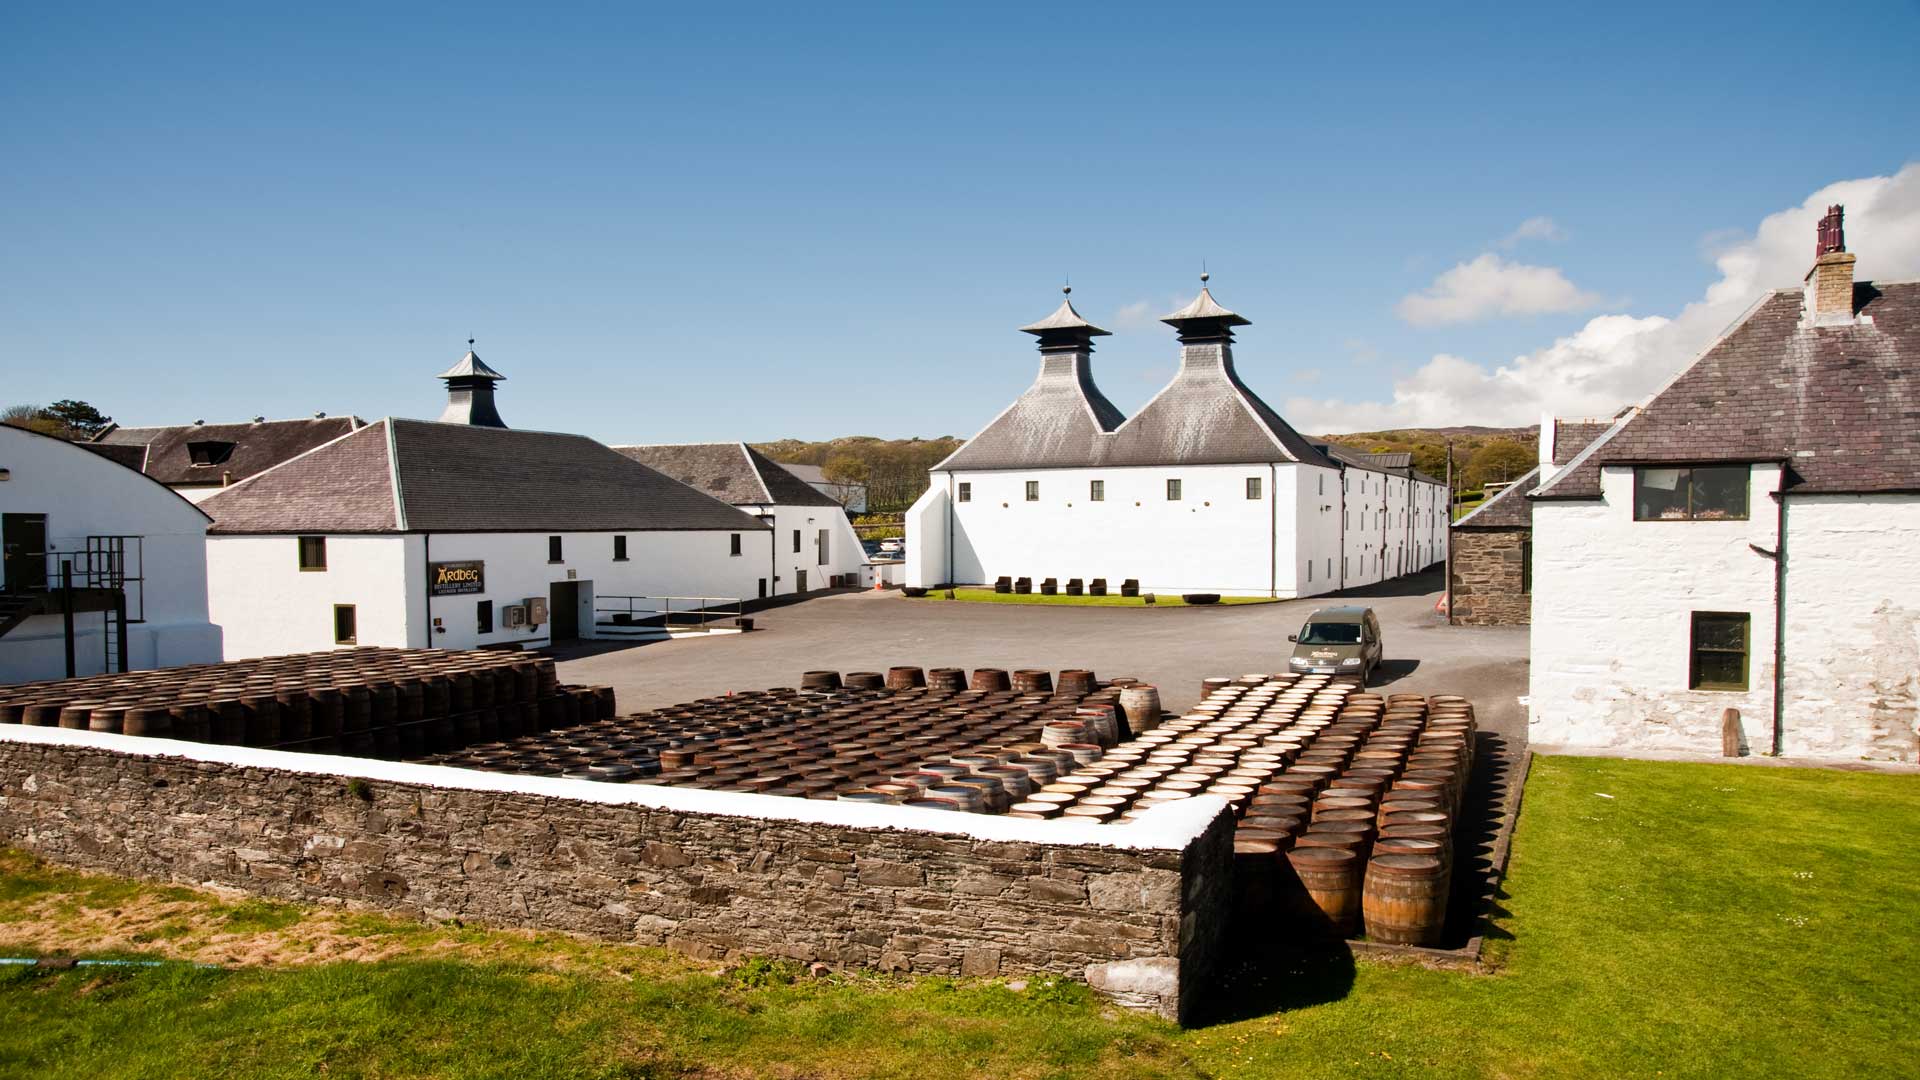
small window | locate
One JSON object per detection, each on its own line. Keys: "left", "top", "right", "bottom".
{"left": 1521, "top": 539, "right": 1532, "bottom": 595}
{"left": 476, "top": 600, "right": 493, "bottom": 634}
{"left": 1167, "top": 479, "right": 1182, "bottom": 501}
{"left": 547, "top": 535, "right": 563, "bottom": 563}
{"left": 613, "top": 535, "right": 628, "bottom": 561}
{"left": 332, "top": 604, "right": 357, "bottom": 645}
{"left": 792, "top": 529, "right": 801, "bottom": 553}
{"left": 1246, "top": 476, "right": 1262, "bottom": 500}
{"left": 1327, "top": 558, "right": 1332, "bottom": 578}
{"left": 186, "top": 440, "right": 235, "bottom": 467}
{"left": 1089, "top": 479, "right": 1105, "bottom": 502}
{"left": 1025, "top": 480, "right": 1039, "bottom": 502}
{"left": 297, "top": 535, "right": 327, "bottom": 571}
{"left": 958, "top": 482, "right": 972, "bottom": 503}
{"left": 817, "top": 528, "right": 829, "bottom": 566}
{"left": 1690, "top": 612, "right": 1750, "bottom": 691}
{"left": 757, "top": 578, "right": 767, "bottom": 599}
{"left": 730, "top": 533, "right": 743, "bottom": 557}
{"left": 1635, "top": 466, "right": 1750, "bottom": 521}
{"left": 1318, "top": 475, "right": 1324, "bottom": 495}
{"left": 1307, "top": 561, "right": 1313, "bottom": 582}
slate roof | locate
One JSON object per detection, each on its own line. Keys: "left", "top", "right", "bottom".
{"left": 95, "top": 417, "right": 366, "bottom": 487}
{"left": 1537, "top": 282, "right": 1920, "bottom": 498}
{"left": 1318, "top": 444, "right": 1444, "bottom": 486}
{"left": 937, "top": 287, "right": 1333, "bottom": 472}
{"left": 80, "top": 442, "right": 149, "bottom": 471}
{"left": 201, "top": 419, "right": 771, "bottom": 534}
{"left": 1452, "top": 466, "right": 1540, "bottom": 529}
{"left": 610, "top": 443, "right": 841, "bottom": 507}
{"left": 1552, "top": 420, "right": 1614, "bottom": 466}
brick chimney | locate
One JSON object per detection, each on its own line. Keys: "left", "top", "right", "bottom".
{"left": 1803, "top": 205, "right": 1856, "bottom": 326}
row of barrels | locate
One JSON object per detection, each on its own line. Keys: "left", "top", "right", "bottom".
{"left": 414, "top": 670, "right": 1167, "bottom": 803}
{"left": 0, "top": 647, "right": 612, "bottom": 759}
{"left": 800, "top": 667, "right": 1161, "bottom": 729}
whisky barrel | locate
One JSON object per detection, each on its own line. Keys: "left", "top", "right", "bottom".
{"left": 1287, "top": 846, "right": 1362, "bottom": 935}
{"left": 1362, "top": 853, "right": 1448, "bottom": 945}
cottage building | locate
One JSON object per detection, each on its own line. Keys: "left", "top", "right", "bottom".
{"left": 1, "top": 424, "right": 223, "bottom": 681}
{"left": 199, "top": 351, "right": 772, "bottom": 658}
{"left": 1447, "top": 417, "right": 1612, "bottom": 625}
{"left": 89, "top": 415, "right": 366, "bottom": 503}
{"left": 906, "top": 283, "right": 1447, "bottom": 596}
{"left": 1528, "top": 207, "right": 1919, "bottom": 762}
{"left": 610, "top": 442, "right": 868, "bottom": 595}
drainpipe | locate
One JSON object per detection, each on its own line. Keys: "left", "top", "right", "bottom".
{"left": 422, "top": 532, "right": 433, "bottom": 649}
{"left": 1750, "top": 485, "right": 1787, "bottom": 757}
{"left": 1337, "top": 465, "right": 1347, "bottom": 591}
{"left": 945, "top": 472, "right": 955, "bottom": 587}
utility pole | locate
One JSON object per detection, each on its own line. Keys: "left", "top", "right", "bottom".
{"left": 1443, "top": 443, "right": 1454, "bottom": 624}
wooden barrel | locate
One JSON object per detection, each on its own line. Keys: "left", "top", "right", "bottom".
{"left": 275, "top": 690, "right": 314, "bottom": 742}
{"left": 1287, "top": 847, "right": 1362, "bottom": 935}
{"left": 1362, "top": 853, "right": 1448, "bottom": 945}
{"left": 1118, "top": 684, "right": 1161, "bottom": 734}
{"left": 969, "top": 668, "right": 1010, "bottom": 693}
{"left": 885, "top": 666, "right": 926, "bottom": 690}
{"left": 844, "top": 672, "right": 885, "bottom": 691}
{"left": 1233, "top": 837, "right": 1283, "bottom": 921}
{"left": 22, "top": 703, "right": 63, "bottom": 727}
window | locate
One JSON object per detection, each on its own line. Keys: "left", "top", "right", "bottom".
{"left": 547, "top": 535, "right": 563, "bottom": 563}
{"left": 1247, "top": 476, "right": 1263, "bottom": 500}
{"left": 1025, "top": 481, "right": 1039, "bottom": 502}
{"left": 757, "top": 578, "right": 767, "bottom": 598}
{"left": 186, "top": 440, "right": 235, "bottom": 467}
{"left": 1635, "top": 466, "right": 1750, "bottom": 521}
{"left": 1690, "top": 612, "right": 1750, "bottom": 691}
{"left": 297, "top": 535, "right": 327, "bottom": 571}
{"left": 332, "top": 604, "right": 357, "bottom": 645}
{"left": 958, "top": 482, "right": 971, "bottom": 503}
{"left": 1089, "top": 480, "right": 1105, "bottom": 502}
{"left": 1521, "top": 539, "right": 1532, "bottom": 595}
{"left": 1327, "top": 558, "right": 1332, "bottom": 579}
{"left": 817, "top": 528, "right": 829, "bottom": 566}
{"left": 792, "top": 529, "right": 801, "bottom": 553}
{"left": 1167, "top": 479, "right": 1182, "bottom": 501}
{"left": 730, "top": 533, "right": 743, "bottom": 557}
{"left": 1307, "top": 560, "right": 1312, "bottom": 582}
{"left": 476, "top": 600, "right": 493, "bottom": 634}
{"left": 613, "top": 535, "right": 628, "bottom": 561}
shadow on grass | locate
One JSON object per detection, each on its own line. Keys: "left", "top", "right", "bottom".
{"left": 1446, "top": 730, "right": 1519, "bottom": 947}
{"left": 1188, "top": 909, "right": 1359, "bottom": 1026}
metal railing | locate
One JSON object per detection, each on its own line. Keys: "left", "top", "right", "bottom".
{"left": 4, "top": 536, "right": 145, "bottom": 622}
{"left": 593, "top": 595, "right": 744, "bottom": 634}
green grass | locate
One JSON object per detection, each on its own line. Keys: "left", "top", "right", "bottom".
{"left": 2, "top": 757, "right": 1916, "bottom": 1078}
{"left": 911, "top": 588, "right": 1277, "bottom": 607}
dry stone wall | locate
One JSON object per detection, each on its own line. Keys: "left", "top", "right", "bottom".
{"left": 0, "top": 731, "right": 1234, "bottom": 1021}
{"left": 1449, "top": 529, "right": 1530, "bottom": 625}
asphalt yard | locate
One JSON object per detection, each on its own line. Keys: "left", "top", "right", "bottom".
{"left": 551, "top": 568, "right": 1531, "bottom": 744}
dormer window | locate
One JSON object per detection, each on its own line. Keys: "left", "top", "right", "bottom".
{"left": 187, "top": 441, "right": 235, "bottom": 467}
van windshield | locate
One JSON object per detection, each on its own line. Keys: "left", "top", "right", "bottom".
{"left": 1299, "top": 622, "right": 1362, "bottom": 645}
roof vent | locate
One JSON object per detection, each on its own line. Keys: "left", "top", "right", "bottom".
{"left": 314, "top": 411, "right": 327, "bottom": 419}
{"left": 252, "top": 416, "right": 266, "bottom": 423}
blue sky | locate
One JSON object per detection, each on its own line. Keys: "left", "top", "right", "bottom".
{"left": 4, "top": 2, "right": 1917, "bottom": 442}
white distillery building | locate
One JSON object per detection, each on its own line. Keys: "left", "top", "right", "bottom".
{"left": 610, "top": 443, "right": 869, "bottom": 596}
{"left": 907, "top": 283, "right": 1447, "bottom": 597}
{"left": 199, "top": 352, "right": 774, "bottom": 658}
{"left": 1529, "top": 207, "right": 1919, "bottom": 762}
{"left": 1, "top": 424, "right": 223, "bottom": 682}
{"left": 89, "top": 415, "right": 366, "bottom": 503}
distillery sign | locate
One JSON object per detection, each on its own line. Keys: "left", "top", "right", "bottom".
{"left": 429, "top": 560, "right": 485, "bottom": 596}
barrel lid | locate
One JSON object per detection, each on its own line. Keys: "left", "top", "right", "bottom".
{"left": 1369, "top": 853, "right": 1444, "bottom": 872}
{"left": 1287, "top": 846, "right": 1356, "bottom": 865}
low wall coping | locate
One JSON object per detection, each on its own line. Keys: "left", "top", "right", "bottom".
{"left": 0, "top": 724, "right": 1228, "bottom": 851}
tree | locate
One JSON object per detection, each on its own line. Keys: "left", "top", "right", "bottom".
{"left": 1464, "top": 439, "right": 1536, "bottom": 490}
{"left": 1, "top": 404, "right": 63, "bottom": 437}
{"left": 43, "top": 400, "right": 112, "bottom": 438}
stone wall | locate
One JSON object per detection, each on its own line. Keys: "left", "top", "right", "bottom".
{"left": 0, "top": 728, "right": 1234, "bottom": 1021}
{"left": 1449, "top": 528, "right": 1530, "bottom": 625}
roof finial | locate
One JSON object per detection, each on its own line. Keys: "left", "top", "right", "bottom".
{"left": 468, "top": 337, "right": 475, "bottom": 350}
{"left": 1200, "top": 260, "right": 1210, "bottom": 286}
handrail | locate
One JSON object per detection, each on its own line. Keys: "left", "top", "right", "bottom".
{"left": 592, "top": 594, "right": 743, "bottom": 634}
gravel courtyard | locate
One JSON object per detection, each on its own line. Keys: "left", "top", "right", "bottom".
{"left": 552, "top": 568, "right": 1531, "bottom": 744}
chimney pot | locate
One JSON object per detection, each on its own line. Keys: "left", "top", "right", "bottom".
{"left": 1804, "top": 205, "right": 1856, "bottom": 326}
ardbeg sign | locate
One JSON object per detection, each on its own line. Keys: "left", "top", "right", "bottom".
{"left": 429, "top": 560, "right": 485, "bottom": 596}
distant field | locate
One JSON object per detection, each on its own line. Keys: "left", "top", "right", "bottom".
{"left": 3, "top": 757, "right": 1915, "bottom": 1079}
{"left": 909, "top": 589, "right": 1278, "bottom": 607}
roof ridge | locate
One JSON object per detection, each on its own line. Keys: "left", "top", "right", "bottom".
{"left": 384, "top": 418, "right": 408, "bottom": 531}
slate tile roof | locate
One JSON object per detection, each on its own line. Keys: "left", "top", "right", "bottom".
{"left": 934, "top": 349, "right": 1127, "bottom": 471}
{"left": 1452, "top": 467, "right": 1541, "bottom": 529}
{"left": 610, "top": 443, "right": 841, "bottom": 508}
{"left": 201, "top": 420, "right": 771, "bottom": 534}
{"left": 1552, "top": 420, "right": 1614, "bottom": 466}
{"left": 95, "top": 417, "right": 365, "bottom": 487}
{"left": 1537, "top": 282, "right": 1920, "bottom": 498}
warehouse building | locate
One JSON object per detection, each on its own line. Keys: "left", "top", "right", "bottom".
{"left": 611, "top": 442, "right": 868, "bottom": 595}
{"left": 89, "top": 415, "right": 366, "bottom": 503}
{"left": 199, "top": 351, "right": 772, "bottom": 657}
{"left": 907, "top": 282, "right": 1447, "bottom": 597}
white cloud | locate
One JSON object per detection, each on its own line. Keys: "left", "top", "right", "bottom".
{"left": 1396, "top": 254, "right": 1600, "bottom": 325}
{"left": 1500, "top": 216, "right": 1566, "bottom": 247}
{"left": 1111, "top": 299, "right": 1158, "bottom": 330}
{"left": 1290, "top": 162, "right": 1920, "bottom": 433}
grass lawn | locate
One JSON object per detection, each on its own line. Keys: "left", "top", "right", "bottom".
{"left": 910, "top": 588, "right": 1278, "bottom": 607}
{"left": 3, "top": 756, "right": 1915, "bottom": 1078}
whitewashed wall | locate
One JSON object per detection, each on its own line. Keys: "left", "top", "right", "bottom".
{"left": 737, "top": 504, "right": 867, "bottom": 596}
{"left": 1530, "top": 464, "right": 1784, "bottom": 755}
{"left": 905, "top": 483, "right": 949, "bottom": 589}
{"left": 0, "top": 427, "right": 222, "bottom": 681}
{"left": 1778, "top": 495, "right": 1919, "bottom": 761}
{"left": 209, "top": 528, "right": 774, "bottom": 657}
{"left": 207, "top": 535, "right": 418, "bottom": 659}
